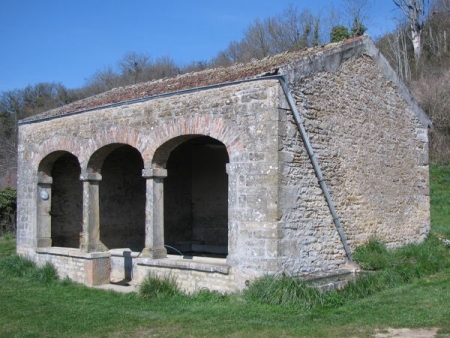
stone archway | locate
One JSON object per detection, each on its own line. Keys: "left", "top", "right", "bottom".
{"left": 164, "top": 136, "right": 229, "bottom": 257}
{"left": 86, "top": 143, "right": 146, "bottom": 252}
{"left": 37, "top": 151, "right": 82, "bottom": 248}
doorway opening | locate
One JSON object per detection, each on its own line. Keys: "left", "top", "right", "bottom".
{"left": 164, "top": 136, "right": 229, "bottom": 258}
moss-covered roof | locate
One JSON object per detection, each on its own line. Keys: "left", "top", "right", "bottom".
{"left": 21, "top": 36, "right": 367, "bottom": 123}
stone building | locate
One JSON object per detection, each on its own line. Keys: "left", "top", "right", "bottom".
{"left": 16, "top": 36, "right": 430, "bottom": 293}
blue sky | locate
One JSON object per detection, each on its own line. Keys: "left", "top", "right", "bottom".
{"left": 0, "top": 0, "right": 400, "bottom": 92}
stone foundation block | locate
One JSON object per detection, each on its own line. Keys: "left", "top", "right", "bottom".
{"left": 84, "top": 257, "right": 111, "bottom": 286}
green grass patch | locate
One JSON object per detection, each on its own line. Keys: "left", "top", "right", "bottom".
{"left": 139, "top": 272, "right": 183, "bottom": 299}
{"left": 0, "top": 255, "right": 58, "bottom": 284}
{"left": 0, "top": 165, "right": 449, "bottom": 336}
{"left": 0, "top": 254, "right": 449, "bottom": 337}
{"left": 244, "top": 274, "right": 325, "bottom": 309}
{"left": 244, "top": 235, "right": 450, "bottom": 311}
{"left": 0, "top": 232, "right": 15, "bottom": 257}
{"left": 353, "top": 237, "right": 391, "bottom": 270}
{"left": 430, "top": 164, "right": 450, "bottom": 238}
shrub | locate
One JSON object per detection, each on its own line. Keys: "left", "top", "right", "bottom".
{"left": 411, "top": 71, "right": 450, "bottom": 163}
{"left": 139, "top": 273, "right": 182, "bottom": 299}
{"left": 0, "top": 187, "right": 16, "bottom": 235}
{"left": 330, "top": 25, "right": 350, "bottom": 42}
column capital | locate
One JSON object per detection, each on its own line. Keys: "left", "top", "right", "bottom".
{"left": 37, "top": 172, "right": 53, "bottom": 184}
{"left": 142, "top": 168, "right": 167, "bottom": 178}
{"left": 80, "top": 170, "right": 102, "bottom": 182}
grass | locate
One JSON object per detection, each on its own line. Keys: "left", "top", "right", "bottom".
{"left": 139, "top": 273, "right": 183, "bottom": 299}
{"left": 0, "top": 164, "right": 449, "bottom": 337}
{"left": 0, "top": 259, "right": 449, "bottom": 337}
{"left": 242, "top": 234, "right": 450, "bottom": 311}
{"left": 0, "top": 232, "right": 16, "bottom": 256}
{"left": 430, "top": 164, "right": 450, "bottom": 238}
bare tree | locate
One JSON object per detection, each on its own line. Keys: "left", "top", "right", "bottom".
{"left": 85, "top": 66, "right": 123, "bottom": 94}
{"left": 119, "top": 51, "right": 152, "bottom": 84}
{"left": 424, "top": 0, "right": 450, "bottom": 59}
{"left": 242, "top": 18, "right": 274, "bottom": 59}
{"left": 393, "top": 0, "right": 429, "bottom": 62}
{"left": 388, "top": 25, "right": 413, "bottom": 81}
{"left": 212, "top": 5, "right": 323, "bottom": 65}
{"left": 432, "top": 0, "right": 450, "bottom": 12}
{"left": 344, "top": 0, "right": 372, "bottom": 36}
{"left": 146, "top": 55, "right": 179, "bottom": 80}
{"left": 0, "top": 83, "right": 76, "bottom": 188}
{"left": 211, "top": 41, "right": 244, "bottom": 66}
{"left": 322, "top": 4, "right": 345, "bottom": 42}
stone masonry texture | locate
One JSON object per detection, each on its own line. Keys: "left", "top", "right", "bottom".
{"left": 16, "top": 36, "right": 430, "bottom": 293}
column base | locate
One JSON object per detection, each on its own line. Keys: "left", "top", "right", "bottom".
{"left": 141, "top": 247, "right": 167, "bottom": 259}
{"left": 37, "top": 238, "right": 52, "bottom": 247}
{"left": 81, "top": 243, "right": 107, "bottom": 253}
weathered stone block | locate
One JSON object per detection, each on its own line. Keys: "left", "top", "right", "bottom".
{"left": 84, "top": 257, "right": 111, "bottom": 286}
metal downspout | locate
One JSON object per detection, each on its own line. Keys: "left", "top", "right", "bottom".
{"left": 278, "top": 76, "right": 354, "bottom": 262}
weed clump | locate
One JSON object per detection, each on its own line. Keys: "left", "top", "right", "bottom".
{"left": 0, "top": 254, "right": 36, "bottom": 278}
{"left": 139, "top": 273, "right": 182, "bottom": 299}
{"left": 353, "top": 238, "right": 391, "bottom": 270}
{"left": 245, "top": 236, "right": 450, "bottom": 310}
{"left": 32, "top": 261, "right": 59, "bottom": 285}
{"left": 354, "top": 235, "right": 450, "bottom": 280}
{"left": 0, "top": 255, "right": 58, "bottom": 284}
{"left": 244, "top": 275, "right": 325, "bottom": 309}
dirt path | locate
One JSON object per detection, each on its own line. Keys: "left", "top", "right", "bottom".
{"left": 373, "top": 328, "right": 440, "bottom": 337}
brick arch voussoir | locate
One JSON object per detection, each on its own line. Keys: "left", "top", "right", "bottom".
{"left": 147, "top": 115, "right": 245, "bottom": 168}
{"left": 34, "top": 136, "right": 82, "bottom": 171}
{"left": 83, "top": 126, "right": 148, "bottom": 171}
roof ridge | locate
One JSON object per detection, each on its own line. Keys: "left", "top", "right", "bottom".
{"left": 20, "top": 36, "right": 367, "bottom": 123}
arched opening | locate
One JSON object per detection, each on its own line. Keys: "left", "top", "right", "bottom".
{"left": 164, "top": 136, "right": 229, "bottom": 258}
{"left": 37, "top": 151, "right": 82, "bottom": 248}
{"left": 97, "top": 144, "right": 145, "bottom": 251}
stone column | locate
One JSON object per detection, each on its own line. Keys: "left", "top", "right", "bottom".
{"left": 36, "top": 173, "right": 52, "bottom": 247}
{"left": 80, "top": 170, "right": 105, "bottom": 253}
{"left": 141, "top": 168, "right": 167, "bottom": 259}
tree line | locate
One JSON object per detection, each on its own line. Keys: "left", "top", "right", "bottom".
{"left": 376, "top": 0, "right": 450, "bottom": 161}
{"left": 1, "top": 0, "right": 449, "bottom": 189}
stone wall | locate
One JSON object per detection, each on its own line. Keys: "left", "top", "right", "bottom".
{"left": 284, "top": 54, "right": 429, "bottom": 250}
{"left": 133, "top": 263, "right": 236, "bottom": 294}
{"left": 33, "top": 248, "right": 110, "bottom": 285}
{"left": 36, "top": 251, "right": 86, "bottom": 282}
{"left": 278, "top": 102, "right": 346, "bottom": 275}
